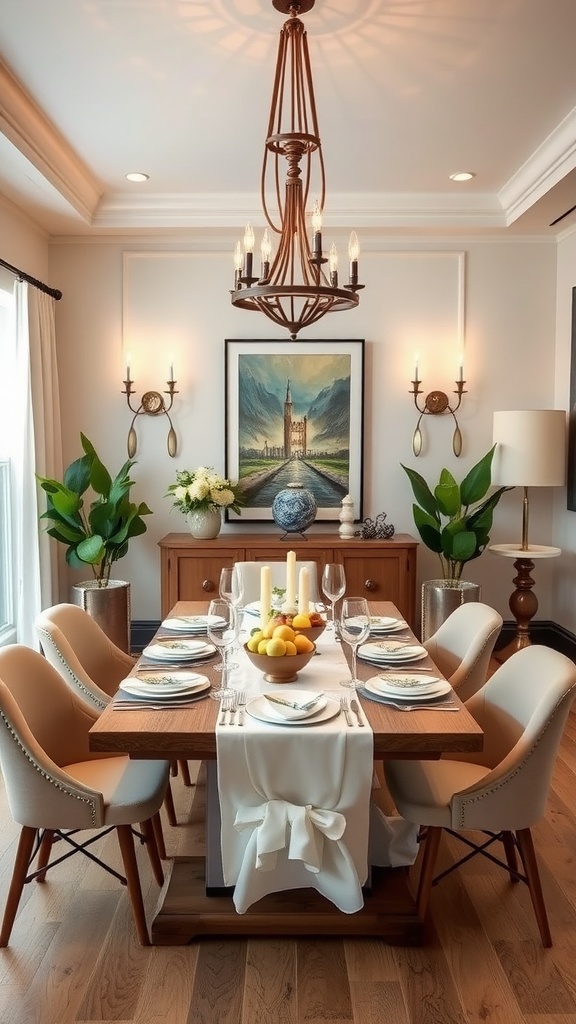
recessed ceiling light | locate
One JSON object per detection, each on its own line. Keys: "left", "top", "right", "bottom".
{"left": 449, "top": 172, "right": 475, "bottom": 182}
{"left": 125, "top": 172, "right": 149, "bottom": 183}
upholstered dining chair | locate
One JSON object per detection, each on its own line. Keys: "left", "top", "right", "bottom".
{"left": 234, "top": 560, "right": 320, "bottom": 605}
{"left": 35, "top": 603, "right": 191, "bottom": 805}
{"left": 0, "top": 644, "right": 171, "bottom": 946}
{"left": 423, "top": 601, "right": 503, "bottom": 702}
{"left": 383, "top": 644, "right": 576, "bottom": 947}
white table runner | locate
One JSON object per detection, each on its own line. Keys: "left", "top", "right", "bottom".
{"left": 217, "top": 624, "right": 374, "bottom": 913}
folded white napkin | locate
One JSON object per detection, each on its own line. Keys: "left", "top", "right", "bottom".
{"left": 217, "top": 628, "right": 374, "bottom": 914}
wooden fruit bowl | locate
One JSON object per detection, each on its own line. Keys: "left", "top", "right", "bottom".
{"left": 243, "top": 642, "right": 316, "bottom": 684}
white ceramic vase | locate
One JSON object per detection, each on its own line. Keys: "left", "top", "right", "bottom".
{"left": 187, "top": 507, "right": 222, "bottom": 540}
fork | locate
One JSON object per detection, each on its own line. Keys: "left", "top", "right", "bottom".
{"left": 340, "top": 696, "right": 353, "bottom": 726}
{"left": 378, "top": 700, "right": 459, "bottom": 712}
{"left": 236, "top": 690, "right": 247, "bottom": 726}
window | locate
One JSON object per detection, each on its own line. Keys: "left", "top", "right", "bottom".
{"left": 0, "top": 276, "right": 16, "bottom": 644}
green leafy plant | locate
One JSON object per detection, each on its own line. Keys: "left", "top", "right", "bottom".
{"left": 37, "top": 433, "right": 153, "bottom": 586}
{"left": 401, "top": 446, "right": 511, "bottom": 582}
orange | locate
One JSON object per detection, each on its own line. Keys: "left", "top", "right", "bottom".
{"left": 284, "top": 640, "right": 297, "bottom": 656}
{"left": 293, "top": 634, "right": 314, "bottom": 654}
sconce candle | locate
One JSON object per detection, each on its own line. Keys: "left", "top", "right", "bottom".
{"left": 125, "top": 354, "right": 132, "bottom": 383}
{"left": 458, "top": 354, "right": 464, "bottom": 382}
{"left": 413, "top": 355, "right": 420, "bottom": 384}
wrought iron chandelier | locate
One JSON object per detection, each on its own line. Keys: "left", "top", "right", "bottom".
{"left": 230, "top": 0, "right": 364, "bottom": 341}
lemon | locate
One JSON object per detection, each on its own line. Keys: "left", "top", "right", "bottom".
{"left": 272, "top": 624, "right": 296, "bottom": 642}
{"left": 292, "top": 613, "right": 312, "bottom": 628}
{"left": 284, "top": 640, "right": 297, "bottom": 656}
{"left": 257, "top": 639, "right": 269, "bottom": 655}
{"left": 266, "top": 637, "right": 287, "bottom": 657}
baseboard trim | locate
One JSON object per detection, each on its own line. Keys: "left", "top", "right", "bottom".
{"left": 132, "top": 619, "right": 576, "bottom": 662}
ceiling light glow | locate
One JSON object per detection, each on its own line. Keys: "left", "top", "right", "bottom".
{"left": 125, "top": 172, "right": 149, "bottom": 182}
{"left": 449, "top": 172, "right": 475, "bottom": 182}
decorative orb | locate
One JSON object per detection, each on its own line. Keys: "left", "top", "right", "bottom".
{"left": 272, "top": 483, "right": 317, "bottom": 535}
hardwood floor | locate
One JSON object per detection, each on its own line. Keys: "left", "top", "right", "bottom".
{"left": 1, "top": 706, "right": 576, "bottom": 1023}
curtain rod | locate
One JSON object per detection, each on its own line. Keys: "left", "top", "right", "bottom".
{"left": 0, "top": 257, "right": 62, "bottom": 300}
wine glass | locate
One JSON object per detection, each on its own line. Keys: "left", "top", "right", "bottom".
{"left": 219, "top": 567, "right": 234, "bottom": 602}
{"left": 339, "top": 597, "right": 370, "bottom": 690}
{"left": 207, "top": 599, "right": 238, "bottom": 700}
{"left": 218, "top": 567, "right": 245, "bottom": 667}
{"left": 321, "top": 563, "right": 346, "bottom": 632}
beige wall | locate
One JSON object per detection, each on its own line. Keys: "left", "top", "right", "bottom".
{"left": 553, "top": 228, "right": 576, "bottom": 634}
{"left": 48, "top": 233, "right": 561, "bottom": 622}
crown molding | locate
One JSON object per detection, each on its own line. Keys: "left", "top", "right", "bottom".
{"left": 499, "top": 105, "right": 576, "bottom": 224}
{"left": 0, "top": 58, "right": 101, "bottom": 224}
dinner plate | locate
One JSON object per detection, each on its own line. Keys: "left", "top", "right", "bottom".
{"left": 365, "top": 675, "right": 451, "bottom": 700}
{"left": 367, "top": 616, "right": 408, "bottom": 634}
{"left": 359, "top": 681, "right": 453, "bottom": 705}
{"left": 246, "top": 693, "right": 340, "bottom": 727}
{"left": 142, "top": 640, "right": 215, "bottom": 661}
{"left": 360, "top": 640, "right": 427, "bottom": 658}
{"left": 119, "top": 674, "right": 210, "bottom": 699}
{"left": 162, "top": 614, "right": 225, "bottom": 632}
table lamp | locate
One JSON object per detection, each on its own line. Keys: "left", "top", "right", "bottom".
{"left": 491, "top": 409, "right": 566, "bottom": 661}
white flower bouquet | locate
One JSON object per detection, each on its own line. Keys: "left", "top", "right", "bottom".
{"left": 166, "top": 466, "right": 242, "bottom": 516}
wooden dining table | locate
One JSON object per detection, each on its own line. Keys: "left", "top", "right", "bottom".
{"left": 89, "top": 600, "right": 483, "bottom": 945}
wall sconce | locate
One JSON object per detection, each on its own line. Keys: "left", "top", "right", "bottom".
{"left": 122, "top": 360, "right": 178, "bottom": 458}
{"left": 409, "top": 355, "right": 467, "bottom": 457}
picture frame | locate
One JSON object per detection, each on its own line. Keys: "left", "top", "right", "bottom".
{"left": 568, "top": 286, "right": 576, "bottom": 511}
{"left": 225, "top": 339, "right": 365, "bottom": 523}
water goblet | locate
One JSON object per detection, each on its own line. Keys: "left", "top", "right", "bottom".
{"left": 321, "top": 563, "right": 346, "bottom": 633}
{"left": 339, "top": 597, "right": 370, "bottom": 690}
{"left": 207, "top": 599, "right": 238, "bottom": 700}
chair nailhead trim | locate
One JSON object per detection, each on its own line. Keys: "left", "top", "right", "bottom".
{"left": 0, "top": 709, "right": 98, "bottom": 826}
{"left": 37, "top": 627, "right": 107, "bottom": 710}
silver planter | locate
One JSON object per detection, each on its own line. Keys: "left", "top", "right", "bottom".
{"left": 70, "top": 579, "right": 131, "bottom": 653}
{"left": 421, "top": 579, "right": 481, "bottom": 641}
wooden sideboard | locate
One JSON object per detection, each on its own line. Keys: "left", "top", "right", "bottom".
{"left": 158, "top": 532, "right": 418, "bottom": 628}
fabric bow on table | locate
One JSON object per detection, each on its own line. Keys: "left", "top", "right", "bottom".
{"left": 235, "top": 799, "right": 347, "bottom": 873}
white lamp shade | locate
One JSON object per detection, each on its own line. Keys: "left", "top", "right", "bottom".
{"left": 492, "top": 410, "right": 566, "bottom": 487}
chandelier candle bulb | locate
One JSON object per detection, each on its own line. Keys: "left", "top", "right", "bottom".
{"left": 329, "top": 243, "right": 338, "bottom": 286}
{"left": 243, "top": 222, "right": 255, "bottom": 279}
{"left": 261, "top": 228, "right": 272, "bottom": 280}
{"left": 260, "top": 565, "right": 272, "bottom": 631}
{"left": 298, "top": 567, "right": 310, "bottom": 616}
{"left": 348, "top": 231, "right": 359, "bottom": 285}
{"left": 312, "top": 200, "right": 322, "bottom": 259}
{"left": 234, "top": 241, "right": 243, "bottom": 288}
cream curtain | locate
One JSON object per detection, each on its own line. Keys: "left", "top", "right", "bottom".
{"left": 13, "top": 281, "right": 63, "bottom": 646}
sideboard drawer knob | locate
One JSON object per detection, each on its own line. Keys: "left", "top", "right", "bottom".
{"left": 364, "top": 579, "right": 377, "bottom": 592}
{"left": 202, "top": 579, "right": 215, "bottom": 592}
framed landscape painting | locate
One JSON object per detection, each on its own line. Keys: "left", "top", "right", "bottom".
{"left": 225, "top": 339, "right": 364, "bottom": 523}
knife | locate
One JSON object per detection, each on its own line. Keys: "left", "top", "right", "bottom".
{"left": 350, "top": 698, "right": 364, "bottom": 726}
{"left": 265, "top": 694, "right": 321, "bottom": 711}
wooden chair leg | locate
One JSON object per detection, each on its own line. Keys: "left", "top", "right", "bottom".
{"left": 36, "top": 829, "right": 56, "bottom": 883}
{"left": 151, "top": 811, "right": 167, "bottom": 862}
{"left": 178, "top": 760, "right": 192, "bottom": 787}
{"left": 416, "top": 825, "right": 442, "bottom": 920}
{"left": 141, "top": 817, "right": 164, "bottom": 886}
{"left": 115, "top": 824, "right": 150, "bottom": 946}
{"left": 516, "top": 827, "right": 552, "bottom": 948}
{"left": 502, "top": 830, "right": 520, "bottom": 882}
{"left": 163, "top": 779, "right": 177, "bottom": 828}
{"left": 0, "top": 826, "right": 37, "bottom": 947}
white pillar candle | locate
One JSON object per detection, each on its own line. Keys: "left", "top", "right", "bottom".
{"left": 297, "top": 567, "right": 310, "bottom": 616}
{"left": 259, "top": 565, "right": 271, "bottom": 630}
{"left": 285, "top": 549, "right": 297, "bottom": 608}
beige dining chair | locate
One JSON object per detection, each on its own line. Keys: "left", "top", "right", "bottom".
{"left": 0, "top": 644, "right": 171, "bottom": 946}
{"left": 423, "top": 601, "right": 503, "bottom": 702}
{"left": 35, "top": 603, "right": 188, "bottom": 822}
{"left": 234, "top": 560, "right": 320, "bottom": 605}
{"left": 383, "top": 644, "right": 576, "bottom": 946}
